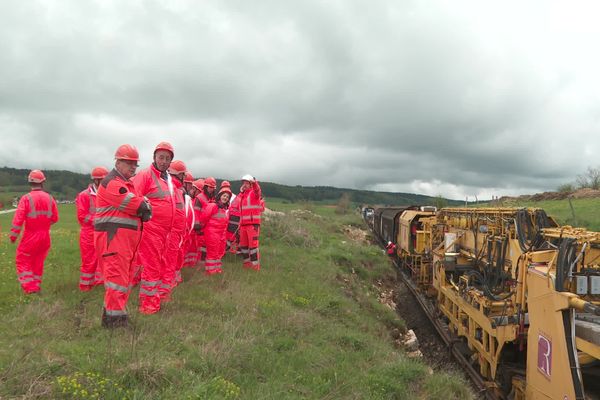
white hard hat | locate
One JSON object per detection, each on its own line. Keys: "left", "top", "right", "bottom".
{"left": 241, "top": 174, "right": 255, "bottom": 182}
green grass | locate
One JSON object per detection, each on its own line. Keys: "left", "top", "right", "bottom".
{"left": 480, "top": 197, "right": 600, "bottom": 231}
{"left": 0, "top": 202, "right": 472, "bottom": 399}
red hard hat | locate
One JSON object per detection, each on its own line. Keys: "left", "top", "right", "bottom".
{"left": 184, "top": 172, "right": 194, "bottom": 183}
{"left": 168, "top": 160, "right": 187, "bottom": 175}
{"left": 218, "top": 186, "right": 232, "bottom": 198}
{"left": 220, "top": 180, "right": 231, "bottom": 189}
{"left": 91, "top": 166, "right": 109, "bottom": 180}
{"left": 192, "top": 178, "right": 205, "bottom": 191}
{"left": 28, "top": 169, "right": 46, "bottom": 183}
{"left": 154, "top": 141, "right": 174, "bottom": 158}
{"left": 204, "top": 177, "right": 216, "bottom": 188}
{"left": 114, "top": 144, "right": 140, "bottom": 161}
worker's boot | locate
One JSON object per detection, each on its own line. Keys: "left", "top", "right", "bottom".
{"left": 101, "top": 309, "right": 128, "bottom": 329}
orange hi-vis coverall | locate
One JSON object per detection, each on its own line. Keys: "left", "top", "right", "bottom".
{"left": 163, "top": 179, "right": 186, "bottom": 296}
{"left": 182, "top": 222, "right": 198, "bottom": 267}
{"left": 192, "top": 191, "right": 212, "bottom": 267}
{"left": 76, "top": 184, "right": 103, "bottom": 291}
{"left": 94, "top": 169, "right": 146, "bottom": 319}
{"left": 198, "top": 202, "right": 229, "bottom": 275}
{"left": 226, "top": 194, "right": 241, "bottom": 253}
{"left": 10, "top": 189, "right": 59, "bottom": 293}
{"left": 178, "top": 190, "right": 195, "bottom": 280}
{"left": 133, "top": 164, "right": 175, "bottom": 314}
{"left": 238, "top": 181, "right": 264, "bottom": 270}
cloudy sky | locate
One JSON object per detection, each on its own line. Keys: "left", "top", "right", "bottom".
{"left": 1, "top": 0, "right": 599, "bottom": 200}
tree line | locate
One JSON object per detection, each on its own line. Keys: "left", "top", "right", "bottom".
{"left": 0, "top": 166, "right": 460, "bottom": 208}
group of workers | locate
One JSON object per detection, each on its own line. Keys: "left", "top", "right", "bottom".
{"left": 8, "top": 142, "right": 265, "bottom": 328}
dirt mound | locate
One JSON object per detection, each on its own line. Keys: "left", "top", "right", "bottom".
{"left": 569, "top": 188, "right": 600, "bottom": 199}
{"left": 342, "top": 225, "right": 368, "bottom": 243}
{"left": 529, "top": 191, "right": 569, "bottom": 201}
{"left": 498, "top": 188, "right": 600, "bottom": 203}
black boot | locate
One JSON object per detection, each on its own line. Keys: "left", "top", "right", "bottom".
{"left": 101, "top": 309, "right": 128, "bottom": 329}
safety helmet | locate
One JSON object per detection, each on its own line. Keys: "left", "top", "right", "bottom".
{"left": 217, "top": 186, "right": 232, "bottom": 199}
{"left": 192, "top": 178, "right": 205, "bottom": 191}
{"left": 91, "top": 166, "right": 109, "bottom": 180}
{"left": 28, "top": 169, "right": 46, "bottom": 183}
{"left": 184, "top": 172, "right": 194, "bottom": 183}
{"left": 114, "top": 144, "right": 140, "bottom": 161}
{"left": 204, "top": 176, "right": 217, "bottom": 189}
{"left": 168, "top": 160, "right": 187, "bottom": 175}
{"left": 241, "top": 174, "right": 255, "bottom": 182}
{"left": 220, "top": 180, "right": 231, "bottom": 189}
{"left": 154, "top": 141, "right": 174, "bottom": 158}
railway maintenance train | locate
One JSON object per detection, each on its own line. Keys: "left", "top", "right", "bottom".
{"left": 365, "top": 206, "right": 600, "bottom": 400}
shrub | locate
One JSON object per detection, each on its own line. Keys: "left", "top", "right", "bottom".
{"left": 557, "top": 183, "right": 574, "bottom": 193}
{"left": 335, "top": 193, "right": 351, "bottom": 214}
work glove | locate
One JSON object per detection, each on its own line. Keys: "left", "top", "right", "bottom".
{"left": 10, "top": 236, "right": 16, "bottom": 244}
{"left": 136, "top": 200, "right": 152, "bottom": 222}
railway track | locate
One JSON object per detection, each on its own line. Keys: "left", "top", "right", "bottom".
{"left": 391, "top": 257, "right": 501, "bottom": 400}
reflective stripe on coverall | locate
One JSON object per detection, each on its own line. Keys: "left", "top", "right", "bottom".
{"left": 192, "top": 191, "right": 212, "bottom": 267}
{"left": 238, "top": 181, "right": 263, "bottom": 270}
{"left": 162, "top": 181, "right": 186, "bottom": 296}
{"left": 10, "top": 189, "right": 59, "bottom": 293}
{"left": 226, "top": 194, "right": 240, "bottom": 253}
{"left": 198, "top": 203, "right": 229, "bottom": 275}
{"left": 133, "top": 164, "right": 175, "bottom": 314}
{"left": 178, "top": 192, "right": 195, "bottom": 280}
{"left": 94, "top": 169, "right": 144, "bottom": 318}
{"left": 76, "top": 184, "right": 103, "bottom": 290}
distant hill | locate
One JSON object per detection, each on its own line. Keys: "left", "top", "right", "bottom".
{"left": 0, "top": 166, "right": 462, "bottom": 208}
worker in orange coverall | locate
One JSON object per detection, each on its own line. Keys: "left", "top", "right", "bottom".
{"left": 237, "top": 174, "right": 264, "bottom": 271}
{"left": 198, "top": 185, "right": 231, "bottom": 275}
{"left": 178, "top": 172, "right": 196, "bottom": 278}
{"left": 184, "top": 178, "right": 203, "bottom": 268}
{"left": 76, "top": 166, "right": 109, "bottom": 291}
{"left": 9, "top": 170, "right": 59, "bottom": 294}
{"left": 95, "top": 144, "right": 150, "bottom": 328}
{"left": 133, "top": 141, "right": 175, "bottom": 314}
{"left": 386, "top": 241, "right": 396, "bottom": 257}
{"left": 193, "top": 176, "right": 216, "bottom": 269}
{"left": 163, "top": 159, "right": 188, "bottom": 295}
{"left": 225, "top": 181, "right": 241, "bottom": 254}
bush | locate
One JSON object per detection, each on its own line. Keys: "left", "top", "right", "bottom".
{"left": 557, "top": 183, "right": 574, "bottom": 193}
{"left": 335, "top": 193, "right": 351, "bottom": 215}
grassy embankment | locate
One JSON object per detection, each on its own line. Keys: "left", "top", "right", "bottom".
{"left": 0, "top": 201, "right": 472, "bottom": 399}
{"left": 481, "top": 197, "right": 600, "bottom": 231}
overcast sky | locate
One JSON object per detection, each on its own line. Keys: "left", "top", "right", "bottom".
{"left": 1, "top": 0, "right": 599, "bottom": 200}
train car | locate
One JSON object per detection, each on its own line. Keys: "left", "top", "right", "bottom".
{"left": 361, "top": 206, "right": 375, "bottom": 230}
{"left": 397, "top": 206, "right": 437, "bottom": 288}
{"left": 368, "top": 206, "right": 600, "bottom": 399}
{"left": 373, "top": 207, "right": 405, "bottom": 246}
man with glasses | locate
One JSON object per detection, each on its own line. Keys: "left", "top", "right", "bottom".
{"left": 94, "top": 144, "right": 151, "bottom": 328}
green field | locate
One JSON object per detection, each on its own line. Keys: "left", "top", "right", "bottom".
{"left": 0, "top": 202, "right": 472, "bottom": 399}
{"left": 481, "top": 197, "right": 600, "bottom": 231}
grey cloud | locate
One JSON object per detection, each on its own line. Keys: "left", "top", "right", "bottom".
{"left": 0, "top": 0, "right": 598, "bottom": 199}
